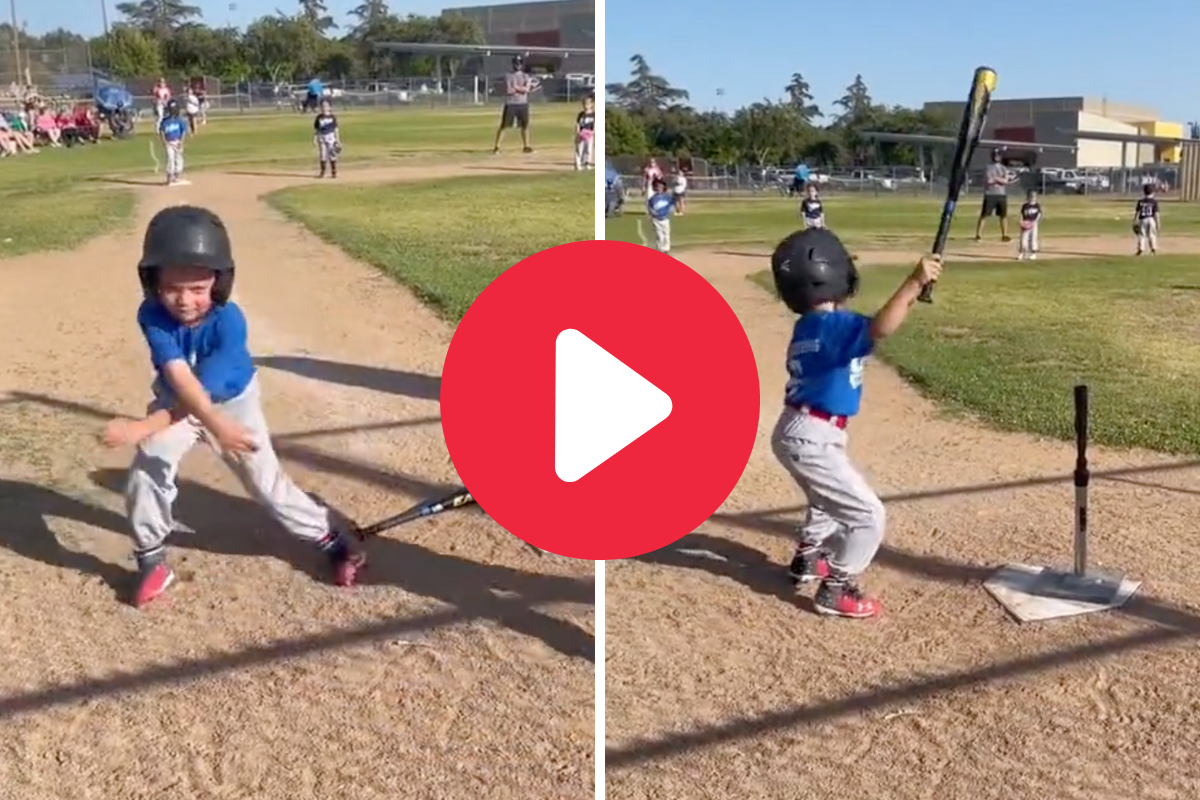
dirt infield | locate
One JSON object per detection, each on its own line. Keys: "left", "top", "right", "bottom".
{"left": 605, "top": 245, "right": 1200, "bottom": 799}
{"left": 0, "top": 157, "right": 593, "bottom": 799}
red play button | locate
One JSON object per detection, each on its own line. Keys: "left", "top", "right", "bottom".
{"left": 440, "top": 240, "right": 760, "bottom": 560}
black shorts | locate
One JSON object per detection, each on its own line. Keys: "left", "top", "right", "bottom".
{"left": 980, "top": 195, "right": 1008, "bottom": 218}
{"left": 501, "top": 104, "right": 530, "bottom": 129}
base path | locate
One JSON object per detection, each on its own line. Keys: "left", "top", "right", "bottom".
{"left": 606, "top": 247, "right": 1200, "bottom": 800}
{"left": 0, "top": 156, "right": 594, "bottom": 800}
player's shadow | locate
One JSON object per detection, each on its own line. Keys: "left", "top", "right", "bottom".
{"left": 0, "top": 478, "right": 131, "bottom": 595}
{"left": 253, "top": 355, "right": 441, "bottom": 400}
{"left": 463, "top": 164, "right": 575, "bottom": 175}
{"left": 86, "top": 175, "right": 163, "bottom": 187}
{"left": 223, "top": 170, "right": 318, "bottom": 179}
{"left": 636, "top": 531, "right": 812, "bottom": 610}
{"left": 83, "top": 468, "right": 594, "bottom": 661}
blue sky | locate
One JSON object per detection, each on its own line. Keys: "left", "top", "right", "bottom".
{"left": 605, "top": 0, "right": 1197, "bottom": 124}
{"left": 24, "top": 0, "right": 501, "bottom": 37}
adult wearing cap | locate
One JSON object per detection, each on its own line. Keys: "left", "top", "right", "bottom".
{"left": 493, "top": 55, "right": 535, "bottom": 155}
{"left": 975, "top": 148, "right": 1013, "bottom": 242}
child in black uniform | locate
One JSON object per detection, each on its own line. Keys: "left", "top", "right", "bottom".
{"left": 574, "top": 94, "right": 595, "bottom": 171}
{"left": 313, "top": 98, "right": 341, "bottom": 179}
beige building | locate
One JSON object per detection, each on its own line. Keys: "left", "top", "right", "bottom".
{"left": 921, "top": 96, "right": 1183, "bottom": 169}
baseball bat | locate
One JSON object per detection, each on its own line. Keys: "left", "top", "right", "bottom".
{"left": 918, "top": 66, "right": 998, "bottom": 304}
{"left": 355, "top": 487, "right": 477, "bottom": 539}
{"left": 1073, "top": 384, "right": 1089, "bottom": 575}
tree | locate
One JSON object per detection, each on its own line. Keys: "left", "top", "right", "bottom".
{"left": 93, "top": 25, "right": 164, "bottom": 78}
{"left": 605, "top": 107, "right": 650, "bottom": 156}
{"left": 605, "top": 54, "right": 689, "bottom": 114}
{"left": 243, "top": 14, "right": 324, "bottom": 81}
{"left": 298, "top": 0, "right": 337, "bottom": 33}
{"left": 115, "top": 0, "right": 203, "bottom": 39}
{"left": 163, "top": 23, "right": 244, "bottom": 79}
{"left": 833, "top": 74, "right": 872, "bottom": 123}
{"left": 783, "top": 72, "right": 821, "bottom": 123}
{"left": 731, "top": 100, "right": 809, "bottom": 165}
{"left": 604, "top": 55, "right": 959, "bottom": 172}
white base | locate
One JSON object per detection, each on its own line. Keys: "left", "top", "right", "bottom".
{"left": 983, "top": 563, "right": 1141, "bottom": 623}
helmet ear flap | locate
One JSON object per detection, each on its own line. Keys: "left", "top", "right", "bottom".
{"left": 212, "top": 270, "right": 235, "bottom": 304}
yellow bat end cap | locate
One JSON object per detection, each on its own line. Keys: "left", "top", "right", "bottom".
{"left": 976, "top": 67, "right": 998, "bottom": 92}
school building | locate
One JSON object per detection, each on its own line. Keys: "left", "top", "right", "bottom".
{"left": 442, "top": 0, "right": 595, "bottom": 76}
{"left": 921, "top": 96, "right": 1186, "bottom": 169}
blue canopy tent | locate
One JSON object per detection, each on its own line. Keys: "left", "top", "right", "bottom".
{"left": 94, "top": 82, "right": 136, "bottom": 138}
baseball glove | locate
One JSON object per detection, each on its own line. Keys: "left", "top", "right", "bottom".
{"left": 1132, "top": 222, "right": 1140, "bottom": 234}
{"left": 1020, "top": 219, "right": 1034, "bottom": 231}
{"left": 331, "top": 141, "right": 343, "bottom": 156}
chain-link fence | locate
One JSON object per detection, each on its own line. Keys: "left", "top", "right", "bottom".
{"left": 608, "top": 155, "right": 1182, "bottom": 200}
{"left": 2, "top": 73, "right": 593, "bottom": 116}
{"left": 0, "top": 44, "right": 96, "bottom": 90}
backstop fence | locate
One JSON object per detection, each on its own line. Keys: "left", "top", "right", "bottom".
{"left": 609, "top": 156, "right": 1187, "bottom": 200}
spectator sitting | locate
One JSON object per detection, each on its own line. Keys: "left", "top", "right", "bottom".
{"left": 0, "top": 124, "right": 16, "bottom": 156}
{"left": 34, "top": 108, "right": 62, "bottom": 146}
{"left": 0, "top": 112, "right": 37, "bottom": 154}
{"left": 56, "top": 106, "right": 78, "bottom": 145}
{"left": 71, "top": 104, "right": 99, "bottom": 143}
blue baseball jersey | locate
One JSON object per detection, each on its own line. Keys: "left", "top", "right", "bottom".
{"left": 308, "top": 79, "right": 324, "bottom": 96}
{"left": 783, "top": 309, "right": 875, "bottom": 417}
{"left": 138, "top": 299, "right": 256, "bottom": 405}
{"left": 800, "top": 198, "right": 824, "bottom": 220}
{"left": 794, "top": 164, "right": 811, "bottom": 181}
{"left": 647, "top": 192, "right": 675, "bottom": 220}
{"left": 159, "top": 116, "right": 186, "bottom": 143}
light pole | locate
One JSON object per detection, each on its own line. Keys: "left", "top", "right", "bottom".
{"left": 100, "top": 0, "right": 110, "bottom": 35}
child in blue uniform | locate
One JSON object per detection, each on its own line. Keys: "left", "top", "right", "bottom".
{"left": 158, "top": 99, "right": 189, "bottom": 186}
{"left": 646, "top": 177, "right": 675, "bottom": 253}
{"left": 101, "top": 205, "right": 366, "bottom": 608}
{"left": 769, "top": 227, "right": 941, "bottom": 618}
{"left": 313, "top": 98, "right": 341, "bottom": 179}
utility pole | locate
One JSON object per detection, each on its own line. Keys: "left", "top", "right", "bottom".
{"left": 100, "top": 0, "right": 110, "bottom": 35}
{"left": 8, "top": 0, "right": 20, "bottom": 88}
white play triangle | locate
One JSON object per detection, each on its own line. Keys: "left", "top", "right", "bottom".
{"left": 555, "top": 328, "right": 673, "bottom": 483}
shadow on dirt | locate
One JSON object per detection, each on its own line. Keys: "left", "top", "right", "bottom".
{"left": 0, "top": 467, "right": 593, "bottom": 666}
{"left": 223, "top": 170, "right": 319, "bottom": 179}
{"left": 463, "top": 164, "right": 578, "bottom": 175}
{"left": 605, "top": 458, "right": 1200, "bottom": 768}
{"left": 254, "top": 355, "right": 442, "bottom": 400}
{"left": 85, "top": 175, "right": 163, "bottom": 187}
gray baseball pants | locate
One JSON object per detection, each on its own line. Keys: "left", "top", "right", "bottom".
{"left": 317, "top": 136, "right": 338, "bottom": 162}
{"left": 165, "top": 142, "right": 184, "bottom": 178}
{"left": 652, "top": 218, "right": 671, "bottom": 252}
{"left": 574, "top": 135, "right": 593, "bottom": 169}
{"left": 1137, "top": 217, "right": 1158, "bottom": 252}
{"left": 770, "top": 407, "right": 886, "bottom": 576}
{"left": 125, "top": 375, "right": 334, "bottom": 561}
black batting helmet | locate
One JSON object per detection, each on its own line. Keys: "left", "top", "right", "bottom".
{"left": 138, "top": 205, "right": 236, "bottom": 304}
{"left": 512, "top": 54, "right": 524, "bottom": 71}
{"left": 770, "top": 228, "right": 858, "bottom": 313}
{"left": 166, "top": 98, "right": 180, "bottom": 115}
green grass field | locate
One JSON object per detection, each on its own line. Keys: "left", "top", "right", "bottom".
{"left": 0, "top": 177, "right": 138, "bottom": 258}
{"left": 750, "top": 255, "right": 1200, "bottom": 454}
{"left": 267, "top": 170, "right": 593, "bottom": 322}
{"left": 607, "top": 193, "right": 1200, "bottom": 250}
{"left": 0, "top": 105, "right": 580, "bottom": 259}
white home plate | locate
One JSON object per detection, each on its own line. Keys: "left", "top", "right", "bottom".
{"left": 984, "top": 563, "right": 1141, "bottom": 623}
